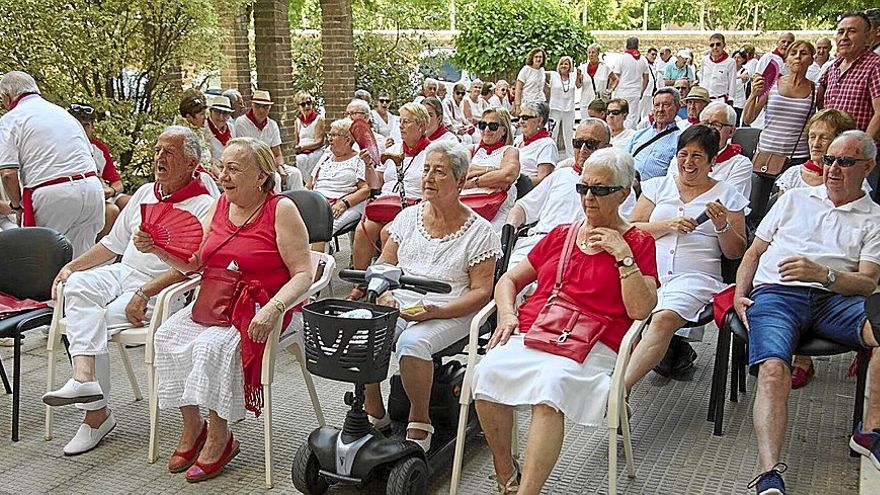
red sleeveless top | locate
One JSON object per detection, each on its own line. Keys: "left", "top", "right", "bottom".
{"left": 201, "top": 192, "right": 292, "bottom": 416}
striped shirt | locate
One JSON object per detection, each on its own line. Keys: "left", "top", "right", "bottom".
{"left": 757, "top": 85, "right": 814, "bottom": 160}
{"left": 629, "top": 122, "right": 681, "bottom": 181}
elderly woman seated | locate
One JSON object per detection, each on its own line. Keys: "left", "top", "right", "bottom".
{"left": 462, "top": 107, "right": 521, "bottom": 231}
{"left": 364, "top": 140, "right": 501, "bottom": 451}
{"left": 472, "top": 147, "right": 658, "bottom": 494}
{"left": 133, "top": 137, "right": 313, "bottom": 482}
{"left": 306, "top": 118, "right": 369, "bottom": 251}
{"left": 514, "top": 102, "right": 558, "bottom": 187}
{"left": 624, "top": 125, "right": 748, "bottom": 392}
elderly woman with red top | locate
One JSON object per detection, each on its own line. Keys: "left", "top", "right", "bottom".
{"left": 422, "top": 97, "right": 458, "bottom": 144}
{"left": 348, "top": 103, "right": 433, "bottom": 301}
{"left": 472, "top": 147, "right": 658, "bottom": 495}
{"left": 293, "top": 91, "right": 326, "bottom": 182}
{"left": 513, "top": 102, "right": 557, "bottom": 187}
{"left": 134, "top": 137, "right": 313, "bottom": 482}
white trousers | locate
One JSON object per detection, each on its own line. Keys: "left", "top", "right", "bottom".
{"left": 549, "top": 109, "right": 575, "bottom": 161}
{"left": 507, "top": 233, "right": 545, "bottom": 270}
{"left": 296, "top": 149, "right": 325, "bottom": 179}
{"left": 64, "top": 263, "right": 154, "bottom": 411}
{"left": 332, "top": 201, "right": 364, "bottom": 235}
{"left": 392, "top": 290, "right": 473, "bottom": 361}
{"left": 32, "top": 177, "right": 104, "bottom": 257}
{"left": 620, "top": 95, "right": 642, "bottom": 130}
{"left": 281, "top": 165, "right": 305, "bottom": 192}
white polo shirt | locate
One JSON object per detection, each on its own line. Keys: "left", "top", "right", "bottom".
{"left": 612, "top": 54, "right": 649, "bottom": 98}
{"left": 516, "top": 165, "right": 584, "bottom": 234}
{"left": 234, "top": 115, "right": 282, "bottom": 148}
{"left": 0, "top": 95, "right": 96, "bottom": 187}
{"left": 698, "top": 55, "right": 737, "bottom": 99}
{"left": 203, "top": 120, "right": 238, "bottom": 166}
{"left": 666, "top": 147, "right": 753, "bottom": 199}
{"left": 753, "top": 186, "right": 880, "bottom": 289}
{"left": 513, "top": 134, "right": 558, "bottom": 177}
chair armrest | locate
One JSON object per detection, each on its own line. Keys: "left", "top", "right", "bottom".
{"left": 607, "top": 319, "right": 649, "bottom": 429}
{"left": 145, "top": 276, "right": 202, "bottom": 364}
{"left": 46, "top": 283, "right": 66, "bottom": 352}
{"left": 459, "top": 300, "right": 497, "bottom": 405}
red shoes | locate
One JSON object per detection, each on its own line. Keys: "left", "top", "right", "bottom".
{"left": 167, "top": 421, "right": 207, "bottom": 473}
{"left": 791, "top": 362, "right": 815, "bottom": 389}
{"left": 185, "top": 433, "right": 241, "bottom": 483}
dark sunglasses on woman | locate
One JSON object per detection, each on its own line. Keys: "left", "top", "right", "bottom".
{"left": 299, "top": 100, "right": 313, "bottom": 108}
{"left": 607, "top": 109, "right": 624, "bottom": 116}
{"left": 379, "top": 98, "right": 391, "bottom": 104}
{"left": 455, "top": 91, "right": 466, "bottom": 96}
{"left": 478, "top": 121, "right": 501, "bottom": 132}
{"left": 575, "top": 183, "right": 624, "bottom": 196}
{"left": 572, "top": 138, "right": 602, "bottom": 151}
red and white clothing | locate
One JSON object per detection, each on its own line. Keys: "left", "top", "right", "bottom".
{"left": 666, "top": 144, "right": 753, "bottom": 200}
{"left": 90, "top": 138, "right": 122, "bottom": 185}
{"left": 203, "top": 119, "right": 237, "bottom": 168}
{"left": 0, "top": 94, "right": 103, "bottom": 256}
{"left": 63, "top": 178, "right": 215, "bottom": 413}
{"left": 513, "top": 131, "right": 557, "bottom": 178}
{"left": 488, "top": 94, "right": 515, "bottom": 114}
{"left": 612, "top": 52, "right": 650, "bottom": 129}
{"left": 234, "top": 113, "right": 282, "bottom": 148}
{"left": 698, "top": 53, "right": 737, "bottom": 101}
{"left": 311, "top": 153, "right": 366, "bottom": 233}
{"left": 547, "top": 71, "right": 577, "bottom": 159}
{"left": 378, "top": 142, "right": 429, "bottom": 201}
{"left": 293, "top": 113, "right": 325, "bottom": 180}
{"left": 462, "top": 145, "right": 518, "bottom": 231}
{"left": 371, "top": 110, "right": 402, "bottom": 144}
{"left": 579, "top": 61, "right": 613, "bottom": 121}
{"left": 516, "top": 65, "right": 547, "bottom": 105}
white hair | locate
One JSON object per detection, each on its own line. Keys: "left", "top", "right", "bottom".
{"left": 423, "top": 78, "right": 439, "bottom": 90}
{"left": 836, "top": 130, "right": 878, "bottom": 161}
{"left": 161, "top": 125, "right": 201, "bottom": 162}
{"left": 700, "top": 101, "right": 737, "bottom": 126}
{"left": 347, "top": 98, "right": 371, "bottom": 115}
{"left": 583, "top": 147, "right": 636, "bottom": 188}
{"left": 0, "top": 71, "right": 40, "bottom": 98}
{"left": 425, "top": 140, "right": 470, "bottom": 180}
{"left": 577, "top": 118, "right": 612, "bottom": 145}
{"left": 222, "top": 88, "right": 242, "bottom": 103}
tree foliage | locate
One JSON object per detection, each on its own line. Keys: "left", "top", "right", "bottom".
{"left": 0, "top": 0, "right": 222, "bottom": 188}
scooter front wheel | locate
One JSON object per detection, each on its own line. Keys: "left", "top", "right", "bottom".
{"left": 292, "top": 442, "right": 329, "bottom": 495}
{"left": 386, "top": 456, "right": 428, "bottom": 495}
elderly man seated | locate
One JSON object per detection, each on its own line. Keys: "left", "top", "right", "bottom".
{"left": 734, "top": 130, "right": 880, "bottom": 494}
{"left": 629, "top": 88, "right": 682, "bottom": 181}
{"left": 41, "top": 126, "right": 217, "bottom": 455}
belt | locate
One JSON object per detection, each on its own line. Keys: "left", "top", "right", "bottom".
{"left": 21, "top": 171, "right": 97, "bottom": 227}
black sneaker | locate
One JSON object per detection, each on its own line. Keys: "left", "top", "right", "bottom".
{"left": 747, "top": 463, "right": 787, "bottom": 494}
{"left": 671, "top": 339, "right": 697, "bottom": 374}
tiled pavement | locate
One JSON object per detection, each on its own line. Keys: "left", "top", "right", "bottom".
{"left": 0, "top": 240, "right": 867, "bottom": 494}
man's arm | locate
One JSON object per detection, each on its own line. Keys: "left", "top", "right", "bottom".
{"left": 0, "top": 168, "right": 21, "bottom": 204}
{"left": 866, "top": 96, "right": 880, "bottom": 142}
{"left": 733, "top": 238, "right": 770, "bottom": 330}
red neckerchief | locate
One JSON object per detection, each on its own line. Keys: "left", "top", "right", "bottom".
{"left": 206, "top": 118, "right": 231, "bottom": 146}
{"left": 586, "top": 62, "right": 599, "bottom": 78}
{"left": 246, "top": 109, "right": 268, "bottom": 131}
{"left": 772, "top": 49, "right": 785, "bottom": 58}
{"left": 477, "top": 139, "right": 506, "bottom": 155}
{"left": 427, "top": 124, "right": 449, "bottom": 142}
{"left": 710, "top": 51, "right": 730, "bottom": 63}
{"left": 522, "top": 129, "right": 550, "bottom": 146}
{"left": 298, "top": 110, "right": 317, "bottom": 127}
{"left": 573, "top": 160, "right": 584, "bottom": 175}
{"left": 403, "top": 136, "right": 431, "bottom": 157}
{"left": 153, "top": 173, "right": 211, "bottom": 203}
{"left": 688, "top": 116, "right": 700, "bottom": 124}
{"left": 626, "top": 49, "right": 641, "bottom": 60}
{"left": 715, "top": 144, "right": 742, "bottom": 164}
{"left": 803, "top": 159, "right": 823, "bottom": 175}
{"left": 7, "top": 92, "right": 38, "bottom": 111}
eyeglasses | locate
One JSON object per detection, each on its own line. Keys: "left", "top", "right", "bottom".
{"left": 69, "top": 103, "right": 95, "bottom": 116}
{"left": 822, "top": 155, "right": 870, "bottom": 167}
{"left": 709, "top": 42, "right": 723, "bottom": 48}
{"left": 478, "top": 121, "right": 501, "bottom": 131}
{"left": 575, "top": 183, "right": 624, "bottom": 196}
{"left": 607, "top": 109, "right": 624, "bottom": 116}
{"left": 518, "top": 115, "right": 538, "bottom": 122}
{"left": 379, "top": 98, "right": 391, "bottom": 104}
{"left": 701, "top": 121, "right": 734, "bottom": 131}
{"left": 572, "top": 138, "right": 603, "bottom": 151}
{"left": 299, "top": 100, "right": 313, "bottom": 107}
{"left": 455, "top": 91, "right": 466, "bottom": 96}
{"left": 328, "top": 132, "right": 349, "bottom": 139}
{"left": 346, "top": 111, "right": 367, "bottom": 117}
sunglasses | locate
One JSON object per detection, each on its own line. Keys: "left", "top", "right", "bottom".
{"left": 70, "top": 103, "right": 95, "bottom": 116}
{"left": 346, "top": 111, "right": 367, "bottom": 117}
{"left": 709, "top": 42, "right": 723, "bottom": 48}
{"left": 572, "top": 138, "right": 603, "bottom": 151}
{"left": 518, "top": 115, "right": 538, "bottom": 122}
{"left": 607, "top": 109, "right": 624, "bottom": 116}
{"left": 299, "top": 100, "right": 313, "bottom": 107}
{"left": 455, "top": 91, "right": 466, "bottom": 96}
{"left": 576, "top": 183, "right": 624, "bottom": 197}
{"left": 379, "top": 98, "right": 391, "bottom": 104}
{"left": 822, "top": 155, "right": 870, "bottom": 167}
{"left": 478, "top": 121, "right": 501, "bottom": 131}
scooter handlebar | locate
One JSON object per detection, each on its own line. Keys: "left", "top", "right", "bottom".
{"left": 338, "top": 269, "right": 452, "bottom": 294}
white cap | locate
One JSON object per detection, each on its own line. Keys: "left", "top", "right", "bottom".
{"left": 676, "top": 49, "right": 692, "bottom": 60}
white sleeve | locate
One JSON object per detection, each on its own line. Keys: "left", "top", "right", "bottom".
{"left": 728, "top": 60, "right": 737, "bottom": 98}
{"left": 0, "top": 116, "right": 20, "bottom": 168}
{"left": 725, "top": 157, "right": 754, "bottom": 199}
{"left": 860, "top": 229, "right": 880, "bottom": 266}
{"left": 466, "top": 221, "right": 502, "bottom": 267}
{"left": 100, "top": 185, "right": 149, "bottom": 255}
{"left": 355, "top": 157, "right": 366, "bottom": 182}
{"left": 640, "top": 176, "right": 663, "bottom": 204}
{"left": 516, "top": 174, "right": 554, "bottom": 224}
{"left": 536, "top": 141, "right": 558, "bottom": 166}
{"left": 516, "top": 66, "right": 529, "bottom": 84}
{"left": 269, "top": 122, "right": 282, "bottom": 148}
{"left": 754, "top": 189, "right": 791, "bottom": 242}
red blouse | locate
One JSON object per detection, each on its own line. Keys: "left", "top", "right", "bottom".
{"left": 518, "top": 224, "right": 659, "bottom": 352}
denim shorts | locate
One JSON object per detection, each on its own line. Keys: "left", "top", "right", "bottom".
{"left": 746, "top": 284, "right": 867, "bottom": 373}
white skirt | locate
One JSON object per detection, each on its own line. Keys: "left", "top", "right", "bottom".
{"left": 472, "top": 335, "right": 617, "bottom": 426}
{"left": 656, "top": 272, "right": 725, "bottom": 322}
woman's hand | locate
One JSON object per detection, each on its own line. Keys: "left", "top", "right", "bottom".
{"left": 706, "top": 200, "right": 730, "bottom": 230}
{"left": 750, "top": 75, "right": 765, "bottom": 97}
{"left": 487, "top": 312, "right": 519, "bottom": 349}
{"left": 400, "top": 304, "right": 442, "bottom": 322}
{"left": 358, "top": 150, "right": 374, "bottom": 169}
{"left": 132, "top": 228, "right": 157, "bottom": 254}
{"left": 248, "top": 306, "right": 280, "bottom": 343}
{"left": 377, "top": 291, "right": 398, "bottom": 308}
{"left": 331, "top": 201, "right": 347, "bottom": 219}
{"left": 103, "top": 183, "right": 115, "bottom": 199}
{"left": 587, "top": 227, "right": 633, "bottom": 260}
{"left": 664, "top": 216, "right": 698, "bottom": 235}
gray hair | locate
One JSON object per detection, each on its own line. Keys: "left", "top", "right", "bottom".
{"left": 578, "top": 117, "right": 612, "bottom": 145}
{"left": 423, "top": 78, "right": 439, "bottom": 90}
{"left": 625, "top": 37, "right": 639, "bottom": 50}
{"left": 701, "top": 101, "right": 736, "bottom": 126}
{"left": 425, "top": 140, "right": 470, "bottom": 180}
{"left": 522, "top": 101, "right": 550, "bottom": 126}
{"left": 587, "top": 43, "right": 602, "bottom": 54}
{"left": 654, "top": 87, "right": 681, "bottom": 107}
{"left": 0, "top": 71, "right": 40, "bottom": 98}
{"left": 160, "top": 125, "right": 202, "bottom": 162}
{"left": 222, "top": 88, "right": 242, "bottom": 104}
{"left": 354, "top": 89, "right": 372, "bottom": 103}
{"left": 835, "top": 130, "right": 878, "bottom": 161}
{"left": 329, "top": 118, "right": 354, "bottom": 140}
{"left": 583, "top": 147, "right": 636, "bottom": 188}
{"left": 347, "top": 98, "right": 371, "bottom": 115}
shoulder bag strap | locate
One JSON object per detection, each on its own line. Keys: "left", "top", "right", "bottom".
{"left": 788, "top": 84, "right": 815, "bottom": 160}
{"left": 633, "top": 127, "right": 676, "bottom": 158}
{"left": 549, "top": 219, "right": 584, "bottom": 298}
{"left": 188, "top": 198, "right": 266, "bottom": 275}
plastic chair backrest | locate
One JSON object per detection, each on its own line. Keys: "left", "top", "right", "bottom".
{"left": 282, "top": 190, "right": 333, "bottom": 243}
{"left": 0, "top": 227, "right": 72, "bottom": 300}
{"left": 732, "top": 127, "right": 761, "bottom": 161}
{"left": 515, "top": 174, "right": 533, "bottom": 200}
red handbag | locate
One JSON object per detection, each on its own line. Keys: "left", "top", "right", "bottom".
{"left": 460, "top": 190, "right": 508, "bottom": 221}
{"left": 523, "top": 220, "right": 609, "bottom": 363}
{"left": 364, "top": 195, "right": 420, "bottom": 224}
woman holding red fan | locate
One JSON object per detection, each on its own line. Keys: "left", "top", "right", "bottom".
{"left": 134, "top": 137, "right": 313, "bottom": 483}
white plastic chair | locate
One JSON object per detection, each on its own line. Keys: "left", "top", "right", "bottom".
{"left": 146, "top": 251, "right": 334, "bottom": 488}
{"left": 448, "top": 298, "right": 646, "bottom": 495}
{"left": 44, "top": 279, "right": 196, "bottom": 441}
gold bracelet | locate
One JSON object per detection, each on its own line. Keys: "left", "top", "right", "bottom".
{"left": 269, "top": 298, "right": 286, "bottom": 313}
{"left": 619, "top": 267, "right": 641, "bottom": 280}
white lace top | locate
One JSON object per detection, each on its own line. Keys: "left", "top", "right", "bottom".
{"left": 388, "top": 203, "right": 502, "bottom": 301}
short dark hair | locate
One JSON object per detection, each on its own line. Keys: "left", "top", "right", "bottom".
{"left": 421, "top": 97, "right": 444, "bottom": 119}
{"left": 865, "top": 8, "right": 880, "bottom": 28}
{"left": 588, "top": 99, "right": 607, "bottom": 113}
{"left": 625, "top": 37, "right": 639, "bottom": 50}
{"left": 654, "top": 87, "right": 681, "bottom": 107}
{"left": 607, "top": 98, "right": 629, "bottom": 114}
{"left": 838, "top": 11, "right": 872, "bottom": 31}
{"left": 179, "top": 90, "right": 207, "bottom": 118}
{"left": 709, "top": 33, "right": 725, "bottom": 43}
{"left": 678, "top": 124, "right": 720, "bottom": 162}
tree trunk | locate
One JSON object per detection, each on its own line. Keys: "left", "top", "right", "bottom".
{"left": 320, "top": 0, "right": 355, "bottom": 121}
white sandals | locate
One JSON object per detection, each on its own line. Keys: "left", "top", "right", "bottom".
{"left": 405, "top": 422, "right": 434, "bottom": 452}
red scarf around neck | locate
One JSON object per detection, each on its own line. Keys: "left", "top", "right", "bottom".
{"left": 586, "top": 62, "right": 599, "bottom": 78}
{"left": 772, "top": 48, "right": 785, "bottom": 58}
{"left": 427, "top": 124, "right": 450, "bottom": 142}
{"left": 715, "top": 144, "right": 742, "bottom": 164}
{"left": 207, "top": 119, "right": 231, "bottom": 146}
{"left": 522, "top": 128, "right": 550, "bottom": 147}
{"left": 403, "top": 136, "right": 431, "bottom": 157}
{"left": 153, "top": 173, "right": 211, "bottom": 203}
{"left": 246, "top": 109, "right": 268, "bottom": 131}
{"left": 477, "top": 139, "right": 506, "bottom": 156}
{"left": 298, "top": 110, "right": 317, "bottom": 127}
{"left": 7, "top": 92, "right": 38, "bottom": 111}
{"left": 626, "top": 49, "right": 641, "bottom": 60}
{"left": 710, "top": 51, "right": 730, "bottom": 63}
{"left": 573, "top": 159, "right": 584, "bottom": 175}
{"left": 803, "top": 159, "right": 823, "bottom": 175}
{"left": 688, "top": 116, "right": 700, "bottom": 124}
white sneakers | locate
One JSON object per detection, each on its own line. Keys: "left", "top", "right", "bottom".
{"left": 63, "top": 411, "right": 117, "bottom": 456}
{"left": 42, "top": 378, "right": 103, "bottom": 406}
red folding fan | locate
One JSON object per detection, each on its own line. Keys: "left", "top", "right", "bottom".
{"left": 139, "top": 203, "right": 203, "bottom": 263}
{"left": 350, "top": 118, "right": 380, "bottom": 166}
{"left": 759, "top": 60, "right": 779, "bottom": 99}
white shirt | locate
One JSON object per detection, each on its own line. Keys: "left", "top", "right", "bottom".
{"left": 378, "top": 143, "right": 427, "bottom": 200}
{"left": 516, "top": 166, "right": 584, "bottom": 234}
{"left": 517, "top": 65, "right": 546, "bottom": 104}
{"left": 0, "top": 182, "right": 17, "bottom": 230}
{"left": 578, "top": 62, "right": 613, "bottom": 104}
{"left": 755, "top": 51, "right": 787, "bottom": 77}
{"left": 612, "top": 53, "right": 649, "bottom": 97}
{"left": 311, "top": 153, "right": 365, "bottom": 200}
{"left": 754, "top": 186, "right": 880, "bottom": 288}
{"left": 698, "top": 55, "right": 737, "bottom": 99}
{"left": 513, "top": 135, "right": 557, "bottom": 178}
{"left": 666, "top": 146, "right": 754, "bottom": 200}
{"left": 101, "top": 181, "right": 216, "bottom": 280}
{"left": 444, "top": 97, "right": 468, "bottom": 131}
{"left": 203, "top": 121, "right": 238, "bottom": 167}
{"left": 234, "top": 115, "right": 282, "bottom": 148}
{"left": 0, "top": 95, "right": 97, "bottom": 187}
{"left": 488, "top": 95, "right": 515, "bottom": 114}
{"left": 547, "top": 71, "right": 577, "bottom": 112}
{"left": 611, "top": 128, "right": 636, "bottom": 151}
{"left": 371, "top": 110, "right": 401, "bottom": 143}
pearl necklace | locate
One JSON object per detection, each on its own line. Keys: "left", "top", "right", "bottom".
{"left": 560, "top": 73, "right": 571, "bottom": 93}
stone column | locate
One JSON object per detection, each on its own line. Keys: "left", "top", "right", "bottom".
{"left": 218, "top": 1, "right": 253, "bottom": 104}
{"left": 320, "top": 0, "right": 355, "bottom": 121}
{"left": 254, "top": 0, "right": 297, "bottom": 163}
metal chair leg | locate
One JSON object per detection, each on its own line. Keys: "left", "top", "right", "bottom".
{"left": 713, "top": 322, "right": 731, "bottom": 437}
{"left": 730, "top": 339, "right": 740, "bottom": 403}
{"left": 12, "top": 331, "right": 22, "bottom": 442}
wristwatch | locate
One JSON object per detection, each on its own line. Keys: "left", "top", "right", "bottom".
{"left": 616, "top": 256, "right": 635, "bottom": 268}
{"left": 8, "top": 202, "right": 22, "bottom": 212}
{"left": 822, "top": 266, "right": 836, "bottom": 288}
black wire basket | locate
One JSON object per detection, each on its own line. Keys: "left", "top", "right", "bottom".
{"left": 301, "top": 298, "right": 399, "bottom": 384}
